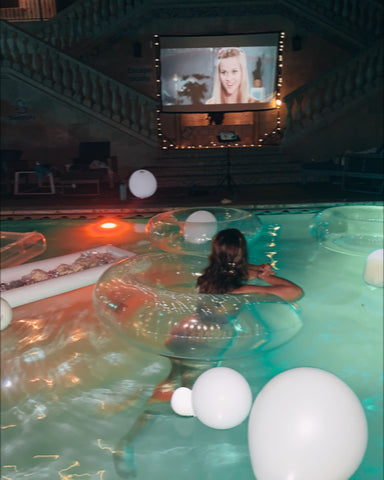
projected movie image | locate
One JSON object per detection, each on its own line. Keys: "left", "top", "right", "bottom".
{"left": 159, "top": 33, "right": 281, "bottom": 113}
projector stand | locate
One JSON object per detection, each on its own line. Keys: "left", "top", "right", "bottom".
{"left": 215, "top": 146, "right": 238, "bottom": 196}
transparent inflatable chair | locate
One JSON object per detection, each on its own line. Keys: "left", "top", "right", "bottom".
{"left": 1, "top": 231, "right": 46, "bottom": 268}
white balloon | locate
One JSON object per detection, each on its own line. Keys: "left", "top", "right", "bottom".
{"left": 363, "top": 249, "right": 383, "bottom": 287}
{"left": 248, "top": 367, "right": 368, "bottom": 480}
{"left": 128, "top": 170, "right": 157, "bottom": 198}
{"left": 0, "top": 297, "right": 13, "bottom": 331}
{"left": 171, "top": 387, "right": 195, "bottom": 417}
{"left": 192, "top": 367, "right": 252, "bottom": 429}
{"left": 183, "top": 210, "right": 218, "bottom": 244}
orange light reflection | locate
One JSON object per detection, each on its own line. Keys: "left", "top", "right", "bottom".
{"left": 67, "top": 328, "right": 87, "bottom": 343}
{"left": 18, "top": 333, "right": 48, "bottom": 347}
{"left": 33, "top": 454, "right": 60, "bottom": 459}
{"left": 97, "top": 438, "right": 117, "bottom": 454}
{"left": 58, "top": 460, "right": 80, "bottom": 480}
{"left": 57, "top": 461, "right": 105, "bottom": 480}
{"left": 100, "top": 222, "right": 117, "bottom": 229}
{"left": 84, "top": 219, "right": 131, "bottom": 238}
{"left": 2, "top": 464, "right": 18, "bottom": 473}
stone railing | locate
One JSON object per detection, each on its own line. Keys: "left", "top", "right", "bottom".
{"left": 281, "top": 0, "right": 383, "bottom": 46}
{"left": 33, "top": 0, "right": 147, "bottom": 51}
{"left": 0, "top": 20, "right": 158, "bottom": 146}
{"left": 21, "top": 0, "right": 383, "bottom": 52}
{"left": 282, "top": 39, "right": 383, "bottom": 144}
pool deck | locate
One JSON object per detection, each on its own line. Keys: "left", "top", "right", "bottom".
{"left": 1, "top": 181, "right": 382, "bottom": 218}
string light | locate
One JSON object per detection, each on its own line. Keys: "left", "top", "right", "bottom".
{"left": 155, "top": 32, "right": 285, "bottom": 150}
{"left": 258, "top": 31, "right": 285, "bottom": 148}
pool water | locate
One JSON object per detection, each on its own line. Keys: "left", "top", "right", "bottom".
{"left": 1, "top": 210, "right": 383, "bottom": 480}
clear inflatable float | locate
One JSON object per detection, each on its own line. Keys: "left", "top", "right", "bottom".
{"left": 146, "top": 206, "right": 262, "bottom": 255}
{"left": 1, "top": 231, "right": 46, "bottom": 268}
{"left": 310, "top": 205, "right": 383, "bottom": 256}
{"left": 93, "top": 252, "right": 303, "bottom": 361}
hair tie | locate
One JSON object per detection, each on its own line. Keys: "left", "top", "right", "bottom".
{"left": 222, "top": 262, "right": 236, "bottom": 275}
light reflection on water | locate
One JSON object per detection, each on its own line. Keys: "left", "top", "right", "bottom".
{"left": 1, "top": 212, "right": 382, "bottom": 480}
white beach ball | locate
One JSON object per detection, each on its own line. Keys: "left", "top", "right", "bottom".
{"left": 1, "top": 297, "right": 13, "bottom": 331}
{"left": 128, "top": 170, "right": 157, "bottom": 198}
{"left": 363, "top": 249, "right": 383, "bottom": 287}
{"left": 171, "top": 387, "right": 195, "bottom": 417}
{"left": 183, "top": 210, "right": 218, "bottom": 244}
{"left": 192, "top": 367, "right": 252, "bottom": 429}
{"left": 248, "top": 367, "right": 368, "bottom": 480}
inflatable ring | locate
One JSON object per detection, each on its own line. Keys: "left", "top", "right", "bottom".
{"left": 146, "top": 207, "right": 262, "bottom": 255}
{"left": 310, "top": 205, "right": 384, "bottom": 256}
{"left": 1, "top": 231, "right": 46, "bottom": 268}
{"left": 93, "top": 252, "right": 302, "bottom": 361}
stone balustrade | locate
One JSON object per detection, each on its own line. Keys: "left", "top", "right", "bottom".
{"left": 282, "top": 39, "right": 383, "bottom": 144}
{"left": 0, "top": 20, "right": 158, "bottom": 146}
{"left": 282, "top": 0, "right": 383, "bottom": 44}
{"left": 1, "top": 0, "right": 382, "bottom": 150}
{"left": 25, "top": 0, "right": 383, "bottom": 52}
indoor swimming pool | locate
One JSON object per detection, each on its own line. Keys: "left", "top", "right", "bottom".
{"left": 1, "top": 205, "right": 382, "bottom": 480}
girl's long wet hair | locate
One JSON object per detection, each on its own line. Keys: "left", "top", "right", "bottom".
{"left": 197, "top": 228, "right": 249, "bottom": 294}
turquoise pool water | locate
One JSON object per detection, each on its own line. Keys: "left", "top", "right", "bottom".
{"left": 1, "top": 208, "right": 382, "bottom": 479}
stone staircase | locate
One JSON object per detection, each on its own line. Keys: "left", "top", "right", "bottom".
{"left": 282, "top": 39, "right": 383, "bottom": 147}
{"left": 27, "top": 0, "right": 382, "bottom": 54}
{"left": 2, "top": 0, "right": 382, "bottom": 146}
{"left": 0, "top": 19, "right": 158, "bottom": 147}
{"left": 1, "top": 0, "right": 383, "bottom": 187}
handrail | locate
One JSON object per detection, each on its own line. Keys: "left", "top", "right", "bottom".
{"left": 35, "top": 0, "right": 147, "bottom": 51}
{"left": 282, "top": 39, "right": 383, "bottom": 143}
{"left": 0, "top": 20, "right": 158, "bottom": 146}
{"left": 280, "top": 0, "right": 383, "bottom": 46}
{"left": 14, "top": 0, "right": 382, "bottom": 52}
{"left": 2, "top": 1, "right": 382, "bottom": 149}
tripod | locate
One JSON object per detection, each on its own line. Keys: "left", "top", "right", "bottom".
{"left": 215, "top": 146, "right": 238, "bottom": 196}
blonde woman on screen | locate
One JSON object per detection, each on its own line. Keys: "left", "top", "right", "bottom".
{"left": 206, "top": 47, "right": 259, "bottom": 104}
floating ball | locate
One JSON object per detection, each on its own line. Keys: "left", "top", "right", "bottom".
{"left": 0, "top": 297, "right": 12, "bottom": 330}
{"left": 128, "top": 170, "right": 157, "bottom": 198}
{"left": 192, "top": 367, "right": 252, "bottom": 429}
{"left": 363, "top": 249, "right": 383, "bottom": 287}
{"left": 248, "top": 367, "right": 368, "bottom": 480}
{"left": 171, "top": 387, "right": 195, "bottom": 417}
{"left": 183, "top": 210, "right": 218, "bottom": 244}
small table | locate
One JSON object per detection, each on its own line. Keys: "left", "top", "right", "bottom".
{"left": 14, "top": 171, "right": 56, "bottom": 195}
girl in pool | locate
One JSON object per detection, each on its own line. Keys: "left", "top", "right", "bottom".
{"left": 111, "top": 229, "right": 303, "bottom": 478}
{"left": 164, "top": 228, "right": 302, "bottom": 356}
{"left": 206, "top": 48, "right": 259, "bottom": 104}
{"left": 197, "top": 228, "right": 303, "bottom": 300}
